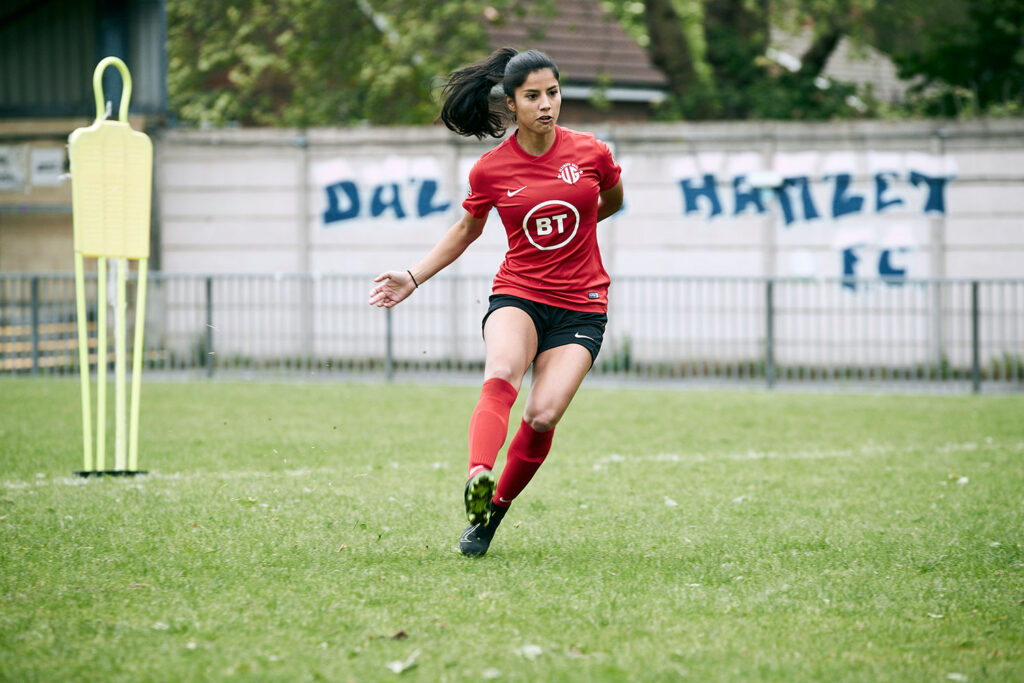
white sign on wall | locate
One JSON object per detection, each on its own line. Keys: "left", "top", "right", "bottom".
{"left": 30, "top": 148, "right": 65, "bottom": 187}
{"left": 0, "top": 145, "right": 27, "bottom": 192}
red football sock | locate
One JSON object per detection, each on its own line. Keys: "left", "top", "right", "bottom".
{"left": 494, "top": 419, "right": 554, "bottom": 506}
{"left": 467, "top": 378, "right": 519, "bottom": 478}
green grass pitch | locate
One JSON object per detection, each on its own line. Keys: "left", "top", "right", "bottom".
{"left": 1, "top": 378, "right": 1022, "bottom": 681}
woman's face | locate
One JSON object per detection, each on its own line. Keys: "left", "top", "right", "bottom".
{"left": 507, "top": 68, "right": 561, "bottom": 136}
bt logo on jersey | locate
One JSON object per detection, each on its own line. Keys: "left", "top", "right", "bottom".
{"left": 523, "top": 200, "right": 580, "bottom": 251}
{"left": 535, "top": 214, "right": 569, "bottom": 235}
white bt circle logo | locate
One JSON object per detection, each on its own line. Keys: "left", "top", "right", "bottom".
{"left": 558, "top": 162, "right": 581, "bottom": 185}
{"left": 523, "top": 200, "right": 581, "bottom": 251}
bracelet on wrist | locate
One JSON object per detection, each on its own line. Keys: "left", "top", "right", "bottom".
{"left": 407, "top": 270, "right": 419, "bottom": 288}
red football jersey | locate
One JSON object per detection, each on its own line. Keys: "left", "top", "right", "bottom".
{"left": 462, "top": 126, "right": 621, "bottom": 312}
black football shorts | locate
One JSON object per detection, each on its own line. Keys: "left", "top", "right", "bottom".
{"left": 481, "top": 293, "right": 607, "bottom": 364}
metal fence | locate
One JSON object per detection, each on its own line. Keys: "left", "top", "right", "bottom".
{"left": 2, "top": 273, "right": 1022, "bottom": 392}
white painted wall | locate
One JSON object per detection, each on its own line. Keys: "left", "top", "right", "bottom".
{"left": 157, "top": 120, "right": 1024, "bottom": 282}
{"left": 153, "top": 120, "right": 1024, "bottom": 367}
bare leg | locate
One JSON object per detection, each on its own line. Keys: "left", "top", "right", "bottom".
{"left": 522, "top": 343, "right": 593, "bottom": 432}
{"left": 481, "top": 306, "right": 538, "bottom": 389}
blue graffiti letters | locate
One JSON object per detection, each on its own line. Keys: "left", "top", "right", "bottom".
{"left": 878, "top": 248, "right": 908, "bottom": 281}
{"left": 680, "top": 174, "right": 723, "bottom": 218}
{"left": 371, "top": 183, "right": 406, "bottom": 219}
{"left": 842, "top": 247, "right": 860, "bottom": 290}
{"left": 875, "top": 172, "right": 904, "bottom": 213}
{"left": 322, "top": 178, "right": 451, "bottom": 224}
{"left": 323, "top": 181, "right": 360, "bottom": 223}
{"left": 777, "top": 176, "right": 820, "bottom": 226}
{"left": 416, "top": 179, "right": 450, "bottom": 217}
{"left": 679, "top": 169, "right": 950, "bottom": 224}
{"left": 732, "top": 176, "right": 766, "bottom": 216}
{"left": 909, "top": 171, "right": 948, "bottom": 214}
{"left": 842, "top": 245, "right": 909, "bottom": 290}
{"left": 829, "top": 173, "right": 864, "bottom": 219}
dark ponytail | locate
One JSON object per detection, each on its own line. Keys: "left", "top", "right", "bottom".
{"left": 439, "top": 47, "right": 560, "bottom": 139}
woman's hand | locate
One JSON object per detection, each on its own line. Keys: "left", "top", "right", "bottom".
{"left": 367, "top": 212, "right": 486, "bottom": 309}
{"left": 368, "top": 270, "right": 418, "bottom": 308}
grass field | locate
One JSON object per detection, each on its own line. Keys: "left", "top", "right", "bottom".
{"left": 1, "top": 378, "right": 1022, "bottom": 682}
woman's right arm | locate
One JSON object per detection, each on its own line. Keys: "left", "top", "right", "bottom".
{"left": 368, "top": 211, "right": 488, "bottom": 308}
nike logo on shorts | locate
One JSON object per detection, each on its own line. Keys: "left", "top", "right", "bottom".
{"left": 507, "top": 186, "right": 527, "bottom": 197}
{"left": 574, "top": 332, "right": 595, "bottom": 341}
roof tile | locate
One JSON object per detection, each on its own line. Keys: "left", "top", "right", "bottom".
{"left": 486, "top": 0, "right": 668, "bottom": 88}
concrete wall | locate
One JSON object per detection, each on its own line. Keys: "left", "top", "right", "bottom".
{"left": 155, "top": 119, "right": 1024, "bottom": 283}
{"left": 4, "top": 119, "right": 1022, "bottom": 369}
{"left": 144, "top": 120, "right": 1024, "bottom": 370}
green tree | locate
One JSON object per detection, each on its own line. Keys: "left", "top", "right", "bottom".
{"left": 169, "top": 0, "right": 1023, "bottom": 126}
{"left": 868, "top": 0, "right": 1024, "bottom": 116}
{"left": 607, "top": 0, "right": 868, "bottom": 120}
{"left": 168, "top": 1, "right": 366, "bottom": 126}
{"left": 167, "top": 0, "right": 518, "bottom": 127}
{"left": 606, "top": 0, "right": 1024, "bottom": 120}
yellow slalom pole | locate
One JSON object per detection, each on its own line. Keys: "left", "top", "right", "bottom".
{"left": 128, "top": 258, "right": 148, "bottom": 472}
{"left": 115, "top": 257, "right": 127, "bottom": 471}
{"left": 74, "top": 253, "right": 93, "bottom": 473}
{"left": 96, "top": 257, "right": 108, "bottom": 472}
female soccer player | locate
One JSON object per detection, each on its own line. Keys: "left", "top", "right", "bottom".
{"left": 369, "top": 47, "right": 624, "bottom": 557}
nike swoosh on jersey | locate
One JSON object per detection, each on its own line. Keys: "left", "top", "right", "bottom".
{"left": 507, "top": 186, "right": 527, "bottom": 197}
{"left": 574, "top": 332, "right": 596, "bottom": 341}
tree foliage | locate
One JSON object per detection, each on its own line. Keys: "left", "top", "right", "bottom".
{"left": 604, "top": 0, "right": 1024, "bottom": 120}
{"left": 868, "top": 0, "right": 1024, "bottom": 116}
{"left": 167, "top": 0, "right": 510, "bottom": 127}
{"left": 605, "top": 0, "right": 871, "bottom": 120}
{"left": 168, "top": 0, "right": 1024, "bottom": 126}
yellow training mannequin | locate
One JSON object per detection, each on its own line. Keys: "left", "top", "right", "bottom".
{"left": 69, "top": 56, "right": 152, "bottom": 475}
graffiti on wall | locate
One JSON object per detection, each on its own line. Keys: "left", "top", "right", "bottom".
{"left": 677, "top": 167, "right": 948, "bottom": 224}
{"left": 314, "top": 156, "right": 452, "bottom": 224}
{"left": 672, "top": 151, "right": 957, "bottom": 285}
{"left": 312, "top": 151, "right": 957, "bottom": 286}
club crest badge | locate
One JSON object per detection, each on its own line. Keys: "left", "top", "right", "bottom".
{"left": 557, "top": 162, "right": 581, "bottom": 185}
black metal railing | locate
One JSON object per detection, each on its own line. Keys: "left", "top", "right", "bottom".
{"left": 2, "top": 273, "right": 1021, "bottom": 392}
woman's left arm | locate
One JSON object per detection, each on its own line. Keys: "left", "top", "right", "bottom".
{"left": 596, "top": 179, "right": 624, "bottom": 223}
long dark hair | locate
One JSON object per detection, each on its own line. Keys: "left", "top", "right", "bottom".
{"left": 439, "top": 47, "right": 560, "bottom": 139}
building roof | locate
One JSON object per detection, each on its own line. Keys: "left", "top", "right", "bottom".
{"left": 485, "top": 0, "right": 668, "bottom": 91}
{"left": 770, "top": 28, "right": 914, "bottom": 104}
